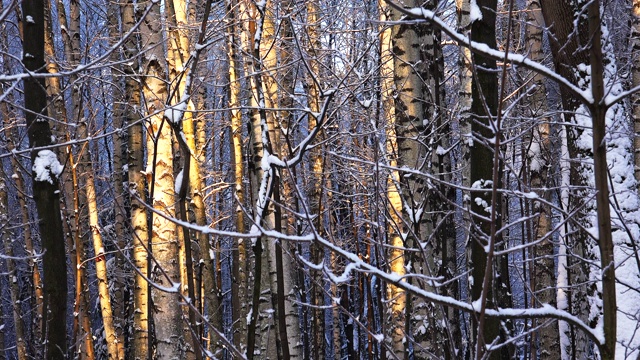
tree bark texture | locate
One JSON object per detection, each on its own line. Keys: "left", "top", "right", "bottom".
{"left": 22, "top": 1, "right": 68, "bottom": 358}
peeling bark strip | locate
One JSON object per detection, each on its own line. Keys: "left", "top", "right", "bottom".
{"left": 21, "top": 0, "right": 68, "bottom": 358}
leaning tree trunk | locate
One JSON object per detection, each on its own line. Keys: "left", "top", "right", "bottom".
{"left": 85, "top": 155, "right": 125, "bottom": 359}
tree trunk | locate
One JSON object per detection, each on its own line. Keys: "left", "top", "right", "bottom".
{"left": 524, "top": 1, "right": 560, "bottom": 357}
{"left": 305, "top": 2, "right": 328, "bottom": 358}
{"left": 164, "top": 1, "right": 211, "bottom": 357}
{"left": 241, "top": 0, "right": 278, "bottom": 357}
{"left": 260, "top": 2, "right": 302, "bottom": 357}
{"left": 378, "top": 2, "right": 406, "bottom": 356}
{"left": 86, "top": 156, "right": 125, "bottom": 359}
{"left": 586, "top": 2, "right": 616, "bottom": 358}
{"left": 540, "top": 1, "right": 594, "bottom": 357}
{"left": 0, "top": 11, "right": 37, "bottom": 358}
{"left": 21, "top": 1, "right": 68, "bottom": 358}
{"left": 107, "top": 0, "right": 129, "bottom": 345}
{"left": 139, "top": 1, "right": 183, "bottom": 358}
{"left": 382, "top": 0, "right": 448, "bottom": 357}
{"left": 467, "top": 1, "right": 510, "bottom": 359}
{"left": 121, "top": 1, "right": 151, "bottom": 358}
{"left": 0, "top": 163, "right": 28, "bottom": 360}
{"left": 226, "top": 0, "right": 249, "bottom": 353}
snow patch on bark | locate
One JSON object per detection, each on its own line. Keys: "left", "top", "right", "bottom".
{"left": 32, "top": 150, "right": 63, "bottom": 184}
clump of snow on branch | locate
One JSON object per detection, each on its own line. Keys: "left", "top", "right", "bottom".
{"left": 32, "top": 150, "right": 64, "bottom": 184}
{"left": 174, "top": 169, "right": 183, "bottom": 194}
{"left": 164, "top": 100, "right": 188, "bottom": 124}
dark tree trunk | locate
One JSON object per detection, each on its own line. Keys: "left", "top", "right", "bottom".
{"left": 21, "top": 1, "right": 68, "bottom": 359}
{"left": 468, "top": 1, "right": 512, "bottom": 359}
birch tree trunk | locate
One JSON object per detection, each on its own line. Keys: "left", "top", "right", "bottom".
{"left": 378, "top": 3, "right": 406, "bottom": 356}
{"left": 381, "top": 0, "right": 448, "bottom": 357}
{"left": 139, "top": 1, "right": 183, "bottom": 358}
{"left": 86, "top": 157, "right": 125, "bottom": 359}
{"left": 260, "top": 2, "right": 302, "bottom": 357}
{"left": 241, "top": 0, "right": 278, "bottom": 357}
{"left": 164, "top": 1, "right": 213, "bottom": 357}
{"left": 42, "top": 2, "right": 95, "bottom": 357}
{"left": 120, "top": 1, "right": 152, "bottom": 358}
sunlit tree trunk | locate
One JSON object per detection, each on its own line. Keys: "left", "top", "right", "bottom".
{"left": 69, "top": 11, "right": 124, "bottom": 354}
{"left": 165, "top": 1, "right": 212, "bottom": 357}
{"left": 85, "top": 156, "right": 125, "bottom": 359}
{"left": 139, "top": 1, "right": 183, "bottom": 358}
{"left": 22, "top": 1, "right": 68, "bottom": 358}
{"left": 44, "top": 3, "right": 92, "bottom": 358}
{"left": 50, "top": 2, "right": 97, "bottom": 358}
{"left": 379, "top": 2, "right": 406, "bottom": 356}
{"left": 120, "top": 1, "right": 151, "bottom": 358}
{"left": 381, "top": 0, "right": 449, "bottom": 357}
